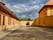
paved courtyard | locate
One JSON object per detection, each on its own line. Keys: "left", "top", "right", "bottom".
{"left": 0, "top": 27, "right": 53, "bottom": 40}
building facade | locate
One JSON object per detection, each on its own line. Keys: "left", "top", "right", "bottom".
{"left": 0, "top": 2, "right": 19, "bottom": 30}
{"left": 39, "top": 0, "right": 53, "bottom": 27}
{"left": 31, "top": 18, "right": 39, "bottom": 26}
{"left": 31, "top": 0, "right": 53, "bottom": 27}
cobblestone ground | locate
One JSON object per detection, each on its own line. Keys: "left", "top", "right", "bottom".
{"left": 1, "top": 27, "right": 53, "bottom": 40}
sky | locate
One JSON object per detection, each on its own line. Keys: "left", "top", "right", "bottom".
{"left": 3, "top": 0, "right": 49, "bottom": 19}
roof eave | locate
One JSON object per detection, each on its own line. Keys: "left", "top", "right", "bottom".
{"left": 0, "top": 3, "right": 19, "bottom": 20}
{"left": 39, "top": 5, "right": 53, "bottom": 13}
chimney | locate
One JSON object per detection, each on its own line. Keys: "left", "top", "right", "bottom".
{"left": 0, "top": 0, "right": 5, "bottom": 5}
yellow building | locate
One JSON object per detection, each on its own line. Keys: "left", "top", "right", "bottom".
{"left": 31, "top": 0, "right": 53, "bottom": 27}
{"left": 31, "top": 18, "right": 39, "bottom": 26}
{"left": 39, "top": 0, "right": 53, "bottom": 27}
{"left": 0, "top": 2, "right": 19, "bottom": 30}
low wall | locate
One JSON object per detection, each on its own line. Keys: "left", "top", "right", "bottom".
{"left": 19, "top": 21, "right": 33, "bottom": 27}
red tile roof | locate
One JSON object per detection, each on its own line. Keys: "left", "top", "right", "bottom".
{"left": 45, "top": 0, "right": 53, "bottom": 5}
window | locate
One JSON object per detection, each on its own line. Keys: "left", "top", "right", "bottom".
{"left": 0, "top": 15, "right": 1, "bottom": 25}
{"left": 50, "top": 8, "right": 53, "bottom": 15}
{"left": 12, "top": 19, "right": 14, "bottom": 25}
{"left": 47, "top": 8, "right": 51, "bottom": 16}
{"left": 3, "top": 16, "right": 5, "bottom": 25}
{"left": 47, "top": 7, "right": 53, "bottom": 16}
{"left": 8, "top": 17, "right": 11, "bottom": 25}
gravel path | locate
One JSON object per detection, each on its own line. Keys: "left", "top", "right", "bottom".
{"left": 1, "top": 27, "right": 53, "bottom": 40}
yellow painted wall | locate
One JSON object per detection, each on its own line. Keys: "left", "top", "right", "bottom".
{"left": 45, "top": 16, "right": 53, "bottom": 27}
{"left": 47, "top": 8, "right": 51, "bottom": 16}
{"left": 31, "top": 18, "right": 39, "bottom": 26}
{"left": 31, "top": 7, "right": 53, "bottom": 27}
{"left": 47, "top": 7, "right": 53, "bottom": 16}
{"left": 5, "top": 16, "right": 8, "bottom": 26}
{"left": 0, "top": 10, "right": 19, "bottom": 30}
{"left": 39, "top": 7, "right": 53, "bottom": 27}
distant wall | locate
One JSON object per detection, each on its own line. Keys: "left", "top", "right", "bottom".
{"left": 19, "top": 21, "right": 33, "bottom": 27}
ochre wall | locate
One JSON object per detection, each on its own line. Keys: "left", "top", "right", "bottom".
{"left": 39, "top": 7, "right": 47, "bottom": 26}
{"left": 47, "top": 7, "right": 53, "bottom": 16}
{"left": 31, "top": 7, "right": 53, "bottom": 27}
{"left": 31, "top": 7, "right": 47, "bottom": 27}
{"left": 39, "top": 7, "right": 53, "bottom": 27}
{"left": 45, "top": 16, "right": 53, "bottom": 26}
{"left": 0, "top": 10, "right": 19, "bottom": 30}
{"left": 31, "top": 18, "right": 39, "bottom": 26}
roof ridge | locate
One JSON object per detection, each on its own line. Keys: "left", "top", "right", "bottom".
{"left": 45, "top": 0, "right": 53, "bottom": 5}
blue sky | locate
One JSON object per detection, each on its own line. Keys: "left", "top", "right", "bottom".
{"left": 3, "top": 0, "right": 49, "bottom": 18}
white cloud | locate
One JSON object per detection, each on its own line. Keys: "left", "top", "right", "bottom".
{"left": 13, "top": 4, "right": 29, "bottom": 11}
{"left": 12, "top": 4, "right": 28, "bottom": 13}
{"left": 22, "top": 15, "right": 26, "bottom": 17}
{"left": 5, "top": 3, "right": 14, "bottom": 11}
{"left": 4, "top": 0, "right": 47, "bottom": 18}
{"left": 11, "top": 4, "right": 40, "bottom": 13}
{"left": 32, "top": 5, "right": 40, "bottom": 10}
